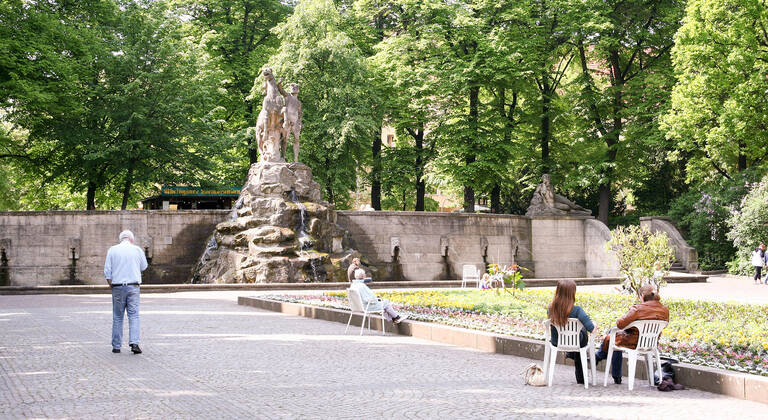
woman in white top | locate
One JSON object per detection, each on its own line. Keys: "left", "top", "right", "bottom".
{"left": 752, "top": 243, "right": 767, "bottom": 284}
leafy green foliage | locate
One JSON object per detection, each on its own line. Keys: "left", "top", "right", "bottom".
{"left": 0, "top": 1, "right": 230, "bottom": 209}
{"left": 668, "top": 171, "right": 760, "bottom": 270}
{"left": 264, "top": 0, "right": 379, "bottom": 208}
{"left": 727, "top": 174, "right": 768, "bottom": 275}
{"left": 606, "top": 225, "right": 676, "bottom": 297}
{"left": 662, "top": 0, "right": 768, "bottom": 181}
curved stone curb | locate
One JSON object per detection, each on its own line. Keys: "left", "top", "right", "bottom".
{"left": 237, "top": 296, "right": 768, "bottom": 405}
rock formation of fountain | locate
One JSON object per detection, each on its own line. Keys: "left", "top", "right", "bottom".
{"left": 192, "top": 161, "right": 359, "bottom": 283}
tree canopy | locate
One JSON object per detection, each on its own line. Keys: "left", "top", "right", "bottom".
{"left": 2, "top": 0, "right": 767, "bottom": 270}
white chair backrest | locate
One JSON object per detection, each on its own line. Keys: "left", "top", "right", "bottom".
{"left": 462, "top": 265, "right": 479, "bottom": 279}
{"left": 625, "top": 320, "right": 668, "bottom": 351}
{"left": 548, "top": 318, "right": 586, "bottom": 351}
{"left": 347, "top": 288, "right": 365, "bottom": 313}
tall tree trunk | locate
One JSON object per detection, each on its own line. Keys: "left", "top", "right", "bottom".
{"left": 371, "top": 127, "right": 382, "bottom": 210}
{"left": 121, "top": 162, "right": 135, "bottom": 210}
{"left": 540, "top": 74, "right": 551, "bottom": 174}
{"left": 463, "top": 86, "right": 479, "bottom": 213}
{"left": 86, "top": 181, "right": 97, "bottom": 211}
{"left": 738, "top": 140, "right": 747, "bottom": 171}
{"left": 324, "top": 156, "right": 334, "bottom": 205}
{"left": 246, "top": 102, "right": 259, "bottom": 165}
{"left": 414, "top": 123, "right": 425, "bottom": 211}
{"left": 599, "top": 49, "right": 624, "bottom": 225}
{"left": 490, "top": 184, "right": 501, "bottom": 213}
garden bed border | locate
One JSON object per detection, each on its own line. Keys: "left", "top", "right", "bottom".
{"left": 238, "top": 296, "right": 768, "bottom": 405}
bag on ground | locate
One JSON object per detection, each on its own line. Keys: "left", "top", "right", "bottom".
{"left": 522, "top": 363, "right": 547, "bottom": 387}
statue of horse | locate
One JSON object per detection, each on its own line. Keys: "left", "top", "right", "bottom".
{"left": 254, "top": 68, "right": 286, "bottom": 161}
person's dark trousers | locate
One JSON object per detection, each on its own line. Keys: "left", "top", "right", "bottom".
{"left": 755, "top": 266, "right": 763, "bottom": 282}
{"left": 566, "top": 352, "right": 586, "bottom": 383}
{"left": 595, "top": 349, "right": 623, "bottom": 379}
{"left": 563, "top": 332, "right": 590, "bottom": 383}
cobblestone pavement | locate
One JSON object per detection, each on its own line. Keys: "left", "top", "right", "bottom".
{"left": 1, "top": 292, "right": 766, "bottom": 419}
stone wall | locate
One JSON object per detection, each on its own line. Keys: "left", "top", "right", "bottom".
{"left": 338, "top": 211, "right": 538, "bottom": 281}
{"left": 0, "top": 210, "right": 229, "bottom": 286}
{"left": 584, "top": 219, "right": 620, "bottom": 277}
{"left": 0, "top": 209, "right": 631, "bottom": 285}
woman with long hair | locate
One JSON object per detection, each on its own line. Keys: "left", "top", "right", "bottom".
{"left": 548, "top": 279, "right": 598, "bottom": 384}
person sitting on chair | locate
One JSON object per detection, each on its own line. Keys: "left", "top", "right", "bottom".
{"left": 548, "top": 279, "right": 599, "bottom": 385}
{"left": 595, "top": 284, "right": 670, "bottom": 384}
{"left": 349, "top": 269, "right": 408, "bottom": 324}
{"left": 478, "top": 273, "right": 493, "bottom": 289}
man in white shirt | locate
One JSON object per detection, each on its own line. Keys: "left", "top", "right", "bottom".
{"left": 104, "top": 230, "right": 148, "bottom": 354}
{"left": 349, "top": 269, "right": 407, "bottom": 323}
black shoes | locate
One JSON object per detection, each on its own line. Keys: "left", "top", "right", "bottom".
{"left": 130, "top": 344, "right": 142, "bottom": 354}
{"left": 112, "top": 348, "right": 120, "bottom": 353}
{"left": 613, "top": 376, "right": 622, "bottom": 385}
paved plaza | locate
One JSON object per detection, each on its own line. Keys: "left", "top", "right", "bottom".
{"left": 578, "top": 275, "right": 768, "bottom": 304}
{"left": 1, "top": 291, "right": 767, "bottom": 419}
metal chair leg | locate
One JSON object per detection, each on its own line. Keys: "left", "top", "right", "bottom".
{"left": 344, "top": 312, "right": 354, "bottom": 334}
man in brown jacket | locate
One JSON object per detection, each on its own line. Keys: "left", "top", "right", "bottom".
{"left": 596, "top": 284, "right": 670, "bottom": 384}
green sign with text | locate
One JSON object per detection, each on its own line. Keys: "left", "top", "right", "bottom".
{"left": 160, "top": 186, "right": 241, "bottom": 197}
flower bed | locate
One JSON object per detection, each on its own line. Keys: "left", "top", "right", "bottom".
{"left": 265, "top": 289, "right": 768, "bottom": 376}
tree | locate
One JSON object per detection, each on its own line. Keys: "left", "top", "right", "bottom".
{"left": 1, "top": 1, "right": 228, "bottom": 209}
{"left": 574, "top": 0, "right": 683, "bottom": 224}
{"left": 662, "top": 0, "right": 768, "bottom": 182}
{"left": 264, "top": 0, "right": 379, "bottom": 207}
{"left": 173, "top": 0, "right": 290, "bottom": 165}
{"left": 606, "top": 225, "right": 675, "bottom": 298}
{"left": 0, "top": 0, "right": 121, "bottom": 209}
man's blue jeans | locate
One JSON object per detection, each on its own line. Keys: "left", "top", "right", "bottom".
{"left": 595, "top": 348, "right": 623, "bottom": 379}
{"left": 112, "top": 285, "right": 140, "bottom": 349}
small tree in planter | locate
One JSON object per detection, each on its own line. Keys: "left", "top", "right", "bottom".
{"left": 605, "top": 225, "right": 675, "bottom": 299}
{"left": 488, "top": 264, "right": 527, "bottom": 296}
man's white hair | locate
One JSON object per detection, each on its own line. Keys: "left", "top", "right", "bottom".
{"left": 119, "top": 230, "right": 135, "bottom": 243}
{"left": 354, "top": 268, "right": 366, "bottom": 280}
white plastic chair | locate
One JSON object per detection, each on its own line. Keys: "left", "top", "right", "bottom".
{"left": 344, "top": 288, "right": 386, "bottom": 336}
{"left": 461, "top": 265, "right": 480, "bottom": 288}
{"left": 543, "top": 319, "right": 597, "bottom": 389}
{"left": 603, "top": 319, "right": 668, "bottom": 390}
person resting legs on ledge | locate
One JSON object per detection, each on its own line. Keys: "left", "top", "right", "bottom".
{"left": 595, "top": 284, "right": 670, "bottom": 384}
{"left": 349, "top": 269, "right": 408, "bottom": 324}
{"left": 479, "top": 273, "right": 493, "bottom": 289}
{"left": 548, "top": 279, "right": 599, "bottom": 385}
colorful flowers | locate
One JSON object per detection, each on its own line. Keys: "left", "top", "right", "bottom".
{"left": 265, "top": 289, "right": 768, "bottom": 376}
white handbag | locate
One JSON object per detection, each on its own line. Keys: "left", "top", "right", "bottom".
{"left": 522, "top": 362, "right": 547, "bottom": 386}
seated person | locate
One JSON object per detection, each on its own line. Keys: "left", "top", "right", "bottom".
{"left": 478, "top": 273, "right": 493, "bottom": 289}
{"left": 595, "top": 284, "right": 670, "bottom": 384}
{"left": 548, "top": 279, "right": 598, "bottom": 384}
{"left": 349, "top": 269, "right": 408, "bottom": 324}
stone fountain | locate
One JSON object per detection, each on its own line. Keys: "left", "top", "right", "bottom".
{"left": 192, "top": 68, "right": 360, "bottom": 283}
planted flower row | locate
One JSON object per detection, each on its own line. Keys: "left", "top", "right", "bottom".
{"left": 264, "top": 289, "right": 768, "bottom": 376}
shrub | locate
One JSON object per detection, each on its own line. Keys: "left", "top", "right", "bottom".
{"left": 605, "top": 225, "right": 676, "bottom": 298}
{"left": 667, "top": 171, "right": 760, "bottom": 270}
{"left": 727, "top": 175, "right": 768, "bottom": 274}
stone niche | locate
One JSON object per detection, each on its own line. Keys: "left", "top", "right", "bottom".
{"left": 191, "top": 162, "right": 361, "bottom": 283}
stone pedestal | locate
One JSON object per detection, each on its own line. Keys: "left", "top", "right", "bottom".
{"left": 192, "top": 162, "right": 359, "bottom": 283}
{"left": 530, "top": 217, "right": 588, "bottom": 278}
